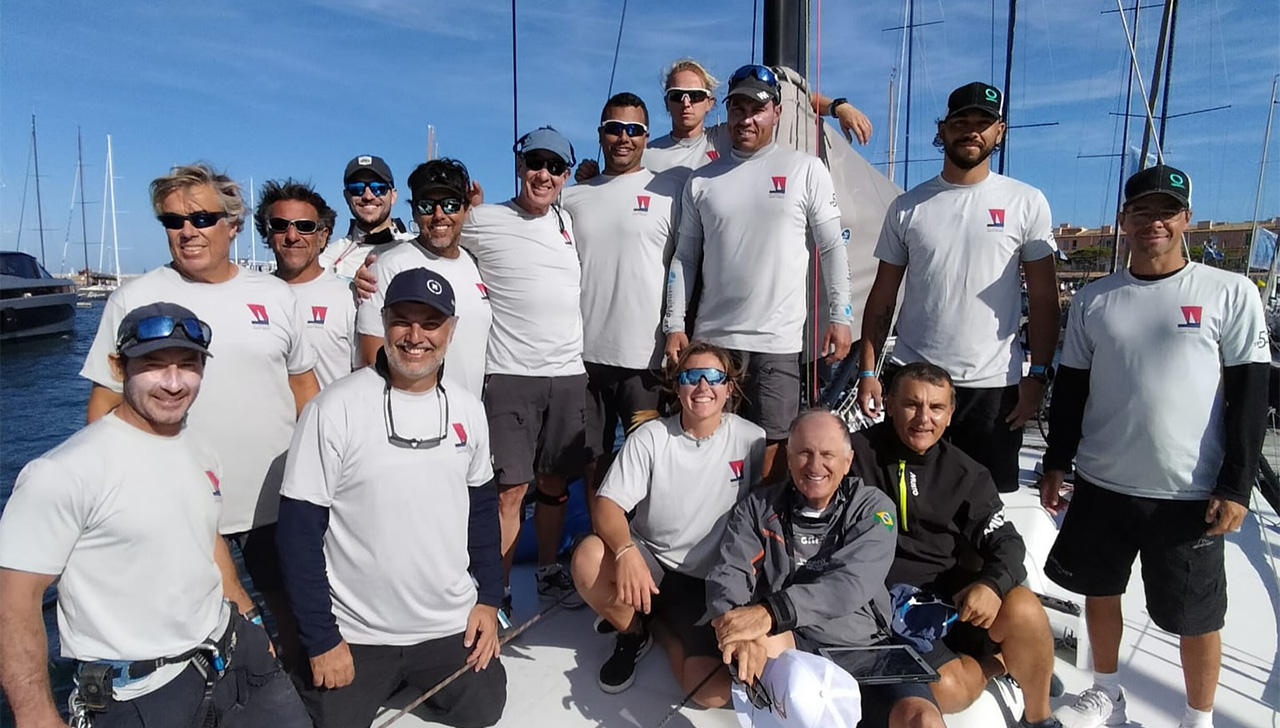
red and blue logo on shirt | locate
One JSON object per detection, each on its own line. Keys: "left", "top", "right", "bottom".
{"left": 634, "top": 195, "right": 651, "bottom": 213}
{"left": 729, "top": 459, "right": 745, "bottom": 482}
{"left": 453, "top": 423, "right": 468, "bottom": 449}
{"left": 987, "top": 209, "right": 1006, "bottom": 229}
{"left": 206, "top": 471, "right": 221, "bottom": 497}
{"left": 247, "top": 303, "right": 270, "bottom": 326}
{"left": 309, "top": 306, "right": 327, "bottom": 325}
{"left": 770, "top": 176, "right": 787, "bottom": 195}
{"left": 1178, "top": 305, "right": 1203, "bottom": 329}
{"left": 476, "top": 282, "right": 490, "bottom": 300}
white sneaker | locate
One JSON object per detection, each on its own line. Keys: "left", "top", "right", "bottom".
{"left": 1053, "top": 686, "right": 1127, "bottom": 728}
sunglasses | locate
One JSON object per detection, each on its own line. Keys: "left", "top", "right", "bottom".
{"left": 677, "top": 367, "right": 729, "bottom": 387}
{"left": 1124, "top": 206, "right": 1187, "bottom": 224}
{"left": 599, "top": 120, "right": 649, "bottom": 138}
{"left": 117, "top": 315, "right": 213, "bottom": 351}
{"left": 345, "top": 180, "right": 392, "bottom": 198}
{"left": 384, "top": 382, "right": 449, "bottom": 449}
{"left": 729, "top": 64, "right": 779, "bottom": 88}
{"left": 412, "top": 197, "right": 465, "bottom": 216}
{"left": 521, "top": 155, "right": 568, "bottom": 176}
{"left": 266, "top": 217, "right": 323, "bottom": 235}
{"left": 665, "top": 88, "right": 712, "bottom": 105}
{"left": 156, "top": 211, "right": 228, "bottom": 230}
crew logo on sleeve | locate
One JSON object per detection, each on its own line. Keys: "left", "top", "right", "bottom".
{"left": 206, "top": 471, "right": 221, "bottom": 497}
{"left": 475, "top": 282, "right": 490, "bottom": 300}
{"left": 634, "top": 196, "right": 650, "bottom": 214}
{"left": 987, "top": 208, "right": 1006, "bottom": 229}
{"left": 1178, "top": 305, "right": 1203, "bottom": 329}
{"left": 308, "top": 306, "right": 327, "bottom": 326}
{"left": 729, "top": 459, "right": 745, "bottom": 482}
{"left": 770, "top": 176, "right": 787, "bottom": 195}
{"left": 453, "top": 422, "right": 468, "bottom": 449}
{"left": 248, "top": 303, "right": 270, "bottom": 326}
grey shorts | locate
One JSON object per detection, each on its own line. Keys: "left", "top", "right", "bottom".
{"left": 730, "top": 350, "right": 801, "bottom": 440}
{"left": 484, "top": 373, "right": 589, "bottom": 485}
{"left": 625, "top": 538, "right": 720, "bottom": 659}
{"left": 584, "top": 362, "right": 662, "bottom": 459}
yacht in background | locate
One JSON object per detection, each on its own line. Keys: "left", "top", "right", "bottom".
{"left": 0, "top": 251, "right": 77, "bottom": 341}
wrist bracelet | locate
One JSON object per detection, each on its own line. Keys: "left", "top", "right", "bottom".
{"left": 857, "top": 370, "right": 877, "bottom": 379}
{"left": 614, "top": 542, "right": 637, "bottom": 561}
{"left": 244, "top": 607, "right": 264, "bottom": 626}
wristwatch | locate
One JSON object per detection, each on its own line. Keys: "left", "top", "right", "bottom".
{"left": 829, "top": 97, "right": 849, "bottom": 118}
{"left": 1026, "top": 364, "right": 1054, "bottom": 384}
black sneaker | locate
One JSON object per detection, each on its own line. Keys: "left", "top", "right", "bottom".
{"left": 593, "top": 615, "right": 617, "bottom": 635}
{"left": 598, "top": 628, "right": 652, "bottom": 693}
{"left": 536, "top": 564, "right": 585, "bottom": 608}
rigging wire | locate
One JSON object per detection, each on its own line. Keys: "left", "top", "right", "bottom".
{"left": 511, "top": 0, "right": 520, "bottom": 193}
{"left": 15, "top": 138, "right": 32, "bottom": 254}
{"left": 605, "top": 0, "right": 629, "bottom": 100}
{"left": 1114, "top": 0, "right": 1164, "bottom": 164}
{"left": 751, "top": 0, "right": 758, "bottom": 65}
{"left": 812, "top": 0, "right": 823, "bottom": 403}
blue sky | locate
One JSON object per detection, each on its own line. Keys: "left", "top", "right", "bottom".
{"left": 2, "top": 0, "right": 1278, "bottom": 274}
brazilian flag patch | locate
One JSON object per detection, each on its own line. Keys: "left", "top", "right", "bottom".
{"left": 874, "top": 510, "right": 895, "bottom": 531}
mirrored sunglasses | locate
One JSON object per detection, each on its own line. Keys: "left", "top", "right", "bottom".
{"left": 118, "top": 315, "right": 212, "bottom": 351}
{"left": 345, "top": 180, "right": 392, "bottom": 197}
{"left": 412, "top": 197, "right": 465, "bottom": 216}
{"left": 156, "top": 211, "right": 228, "bottom": 230}
{"left": 729, "top": 64, "right": 779, "bottom": 88}
{"left": 677, "top": 367, "right": 729, "bottom": 387}
{"left": 599, "top": 120, "right": 649, "bottom": 138}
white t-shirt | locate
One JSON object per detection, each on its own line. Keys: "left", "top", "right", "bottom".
{"left": 598, "top": 413, "right": 766, "bottom": 578}
{"left": 280, "top": 367, "right": 493, "bottom": 645}
{"left": 644, "top": 124, "right": 733, "bottom": 181}
{"left": 459, "top": 201, "right": 585, "bottom": 377}
{"left": 290, "top": 270, "right": 357, "bottom": 388}
{"left": 666, "top": 143, "right": 843, "bottom": 354}
{"left": 1061, "top": 263, "right": 1269, "bottom": 499}
{"left": 80, "top": 265, "right": 317, "bottom": 533}
{"left": 877, "top": 172, "right": 1057, "bottom": 387}
{"left": 356, "top": 241, "right": 492, "bottom": 399}
{"left": 0, "top": 415, "right": 230, "bottom": 699}
{"left": 561, "top": 170, "right": 683, "bottom": 370}
{"left": 319, "top": 223, "right": 416, "bottom": 282}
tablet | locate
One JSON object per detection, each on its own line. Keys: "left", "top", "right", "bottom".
{"left": 817, "top": 644, "right": 940, "bottom": 685}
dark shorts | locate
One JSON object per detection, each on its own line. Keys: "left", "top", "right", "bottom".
{"left": 919, "top": 621, "right": 1001, "bottom": 670}
{"left": 298, "top": 632, "right": 507, "bottom": 728}
{"left": 883, "top": 365, "right": 1022, "bottom": 493}
{"left": 584, "top": 362, "right": 662, "bottom": 459}
{"left": 651, "top": 569, "right": 721, "bottom": 659}
{"left": 226, "top": 524, "right": 284, "bottom": 593}
{"left": 857, "top": 681, "right": 937, "bottom": 728}
{"left": 1044, "top": 477, "right": 1227, "bottom": 636}
{"left": 731, "top": 350, "right": 801, "bottom": 441}
{"left": 484, "top": 373, "right": 589, "bottom": 485}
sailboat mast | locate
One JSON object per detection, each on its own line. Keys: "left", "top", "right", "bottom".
{"left": 997, "top": 0, "right": 1016, "bottom": 175}
{"left": 904, "top": 0, "right": 915, "bottom": 189}
{"left": 1156, "top": 0, "right": 1179, "bottom": 142}
{"left": 1138, "top": 0, "right": 1175, "bottom": 167}
{"left": 249, "top": 177, "right": 257, "bottom": 268}
{"left": 1247, "top": 75, "right": 1277, "bottom": 288}
{"left": 1112, "top": 1, "right": 1141, "bottom": 273}
{"left": 31, "top": 115, "right": 49, "bottom": 267}
{"left": 107, "top": 135, "right": 121, "bottom": 282}
{"left": 77, "top": 127, "right": 91, "bottom": 278}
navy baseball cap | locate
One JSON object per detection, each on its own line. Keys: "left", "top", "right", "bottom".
{"left": 344, "top": 155, "right": 394, "bottom": 185}
{"left": 946, "top": 82, "right": 1004, "bottom": 119}
{"left": 514, "top": 126, "right": 576, "bottom": 166}
{"left": 383, "top": 268, "right": 456, "bottom": 317}
{"left": 1124, "top": 164, "right": 1192, "bottom": 208}
{"left": 116, "top": 302, "right": 213, "bottom": 358}
{"left": 726, "top": 64, "right": 781, "bottom": 104}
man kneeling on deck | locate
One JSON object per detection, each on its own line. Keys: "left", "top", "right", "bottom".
{"left": 849, "top": 362, "right": 1060, "bottom": 728}
{"left": 277, "top": 268, "right": 506, "bottom": 728}
{"left": 0, "top": 303, "right": 310, "bottom": 728}
{"left": 707, "top": 410, "right": 945, "bottom": 728}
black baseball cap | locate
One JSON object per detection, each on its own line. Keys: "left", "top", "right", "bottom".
{"left": 1124, "top": 164, "right": 1192, "bottom": 208}
{"left": 383, "top": 268, "right": 456, "bottom": 317}
{"left": 116, "top": 302, "right": 213, "bottom": 358}
{"left": 407, "top": 159, "right": 471, "bottom": 201}
{"left": 946, "top": 82, "right": 1004, "bottom": 119}
{"left": 344, "top": 155, "right": 394, "bottom": 186}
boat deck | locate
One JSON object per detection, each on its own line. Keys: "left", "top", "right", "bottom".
{"left": 373, "top": 430, "right": 1280, "bottom": 728}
